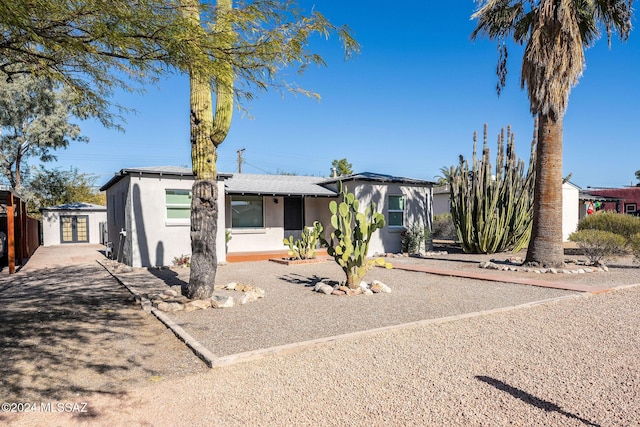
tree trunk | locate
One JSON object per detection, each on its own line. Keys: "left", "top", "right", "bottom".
{"left": 182, "top": 0, "right": 234, "bottom": 299}
{"left": 184, "top": 179, "right": 218, "bottom": 299}
{"left": 183, "top": 69, "right": 218, "bottom": 299}
{"left": 525, "top": 114, "right": 564, "bottom": 267}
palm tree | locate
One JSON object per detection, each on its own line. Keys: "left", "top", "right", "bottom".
{"left": 471, "top": 0, "right": 633, "bottom": 267}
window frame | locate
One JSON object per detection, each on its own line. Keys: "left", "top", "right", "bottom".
{"left": 387, "top": 194, "right": 405, "bottom": 228}
{"left": 625, "top": 203, "right": 637, "bottom": 213}
{"left": 231, "top": 195, "right": 265, "bottom": 229}
{"left": 165, "top": 189, "right": 192, "bottom": 225}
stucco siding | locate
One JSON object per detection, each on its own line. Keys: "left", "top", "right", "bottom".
{"left": 562, "top": 182, "right": 580, "bottom": 241}
{"left": 106, "top": 175, "right": 226, "bottom": 267}
{"left": 41, "top": 209, "right": 106, "bottom": 246}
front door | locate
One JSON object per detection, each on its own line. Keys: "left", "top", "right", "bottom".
{"left": 284, "top": 196, "right": 304, "bottom": 237}
{"left": 60, "top": 215, "right": 89, "bottom": 243}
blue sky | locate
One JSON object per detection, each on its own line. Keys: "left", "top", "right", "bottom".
{"left": 47, "top": 1, "right": 640, "bottom": 189}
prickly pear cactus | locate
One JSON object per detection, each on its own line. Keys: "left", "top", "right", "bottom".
{"left": 318, "top": 182, "right": 392, "bottom": 288}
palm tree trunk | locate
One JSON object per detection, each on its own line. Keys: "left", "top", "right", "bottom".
{"left": 525, "top": 114, "right": 564, "bottom": 268}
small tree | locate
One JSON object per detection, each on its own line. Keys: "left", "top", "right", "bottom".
{"left": 331, "top": 158, "right": 353, "bottom": 176}
{"left": 0, "top": 74, "right": 87, "bottom": 190}
{"left": 25, "top": 166, "right": 104, "bottom": 217}
{"left": 318, "top": 182, "right": 391, "bottom": 288}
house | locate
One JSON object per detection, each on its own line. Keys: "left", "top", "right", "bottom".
{"left": 99, "top": 167, "right": 435, "bottom": 268}
{"left": 580, "top": 186, "right": 640, "bottom": 216}
{"left": 41, "top": 203, "right": 107, "bottom": 246}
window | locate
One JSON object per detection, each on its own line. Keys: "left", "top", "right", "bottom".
{"left": 625, "top": 203, "right": 637, "bottom": 213}
{"left": 231, "top": 195, "right": 264, "bottom": 228}
{"left": 388, "top": 195, "right": 405, "bottom": 227}
{"left": 166, "top": 189, "right": 191, "bottom": 220}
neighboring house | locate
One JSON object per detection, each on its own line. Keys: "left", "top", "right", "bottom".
{"left": 100, "top": 167, "right": 435, "bottom": 268}
{"left": 562, "top": 181, "right": 580, "bottom": 241}
{"left": 580, "top": 186, "right": 640, "bottom": 216}
{"left": 432, "top": 185, "right": 451, "bottom": 216}
{"left": 41, "top": 203, "right": 107, "bottom": 246}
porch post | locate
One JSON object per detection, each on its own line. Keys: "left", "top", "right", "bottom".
{"left": 7, "top": 193, "right": 15, "bottom": 274}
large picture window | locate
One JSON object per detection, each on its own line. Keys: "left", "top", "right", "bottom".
{"left": 166, "top": 189, "right": 191, "bottom": 220}
{"left": 232, "top": 195, "right": 264, "bottom": 228}
{"left": 388, "top": 195, "right": 405, "bottom": 227}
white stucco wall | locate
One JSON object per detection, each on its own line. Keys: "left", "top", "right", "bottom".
{"left": 106, "top": 174, "right": 226, "bottom": 268}
{"left": 225, "top": 195, "right": 334, "bottom": 253}
{"left": 341, "top": 182, "right": 431, "bottom": 255}
{"left": 562, "top": 182, "right": 580, "bottom": 241}
{"left": 41, "top": 208, "right": 107, "bottom": 246}
{"left": 433, "top": 192, "right": 451, "bottom": 216}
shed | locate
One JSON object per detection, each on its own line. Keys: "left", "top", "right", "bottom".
{"left": 41, "top": 203, "right": 107, "bottom": 246}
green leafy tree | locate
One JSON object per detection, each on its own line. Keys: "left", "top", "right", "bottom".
{"left": 0, "top": 0, "right": 199, "bottom": 127}
{"left": 332, "top": 158, "right": 353, "bottom": 176}
{"left": 635, "top": 170, "right": 640, "bottom": 186}
{"left": 0, "top": 74, "right": 87, "bottom": 190}
{"left": 1, "top": 1, "right": 358, "bottom": 298}
{"left": 472, "top": 0, "right": 633, "bottom": 267}
{"left": 25, "top": 166, "right": 105, "bottom": 217}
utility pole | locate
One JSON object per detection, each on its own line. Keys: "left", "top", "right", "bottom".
{"left": 237, "top": 148, "right": 245, "bottom": 173}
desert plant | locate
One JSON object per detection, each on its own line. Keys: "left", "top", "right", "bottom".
{"left": 630, "top": 232, "right": 640, "bottom": 263}
{"left": 283, "top": 223, "right": 323, "bottom": 260}
{"left": 568, "top": 230, "right": 627, "bottom": 265}
{"left": 172, "top": 254, "right": 191, "bottom": 268}
{"left": 225, "top": 229, "right": 232, "bottom": 244}
{"left": 448, "top": 122, "right": 536, "bottom": 254}
{"left": 401, "top": 223, "right": 425, "bottom": 254}
{"left": 577, "top": 211, "right": 640, "bottom": 241}
{"left": 432, "top": 213, "right": 457, "bottom": 240}
{"left": 318, "top": 182, "right": 392, "bottom": 288}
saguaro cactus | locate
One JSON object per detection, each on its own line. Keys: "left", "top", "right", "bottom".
{"left": 319, "top": 182, "right": 391, "bottom": 288}
{"left": 448, "top": 121, "right": 537, "bottom": 254}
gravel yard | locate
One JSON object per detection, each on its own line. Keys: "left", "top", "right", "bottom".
{"left": 2, "top": 244, "right": 639, "bottom": 426}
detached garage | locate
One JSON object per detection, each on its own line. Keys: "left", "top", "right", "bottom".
{"left": 41, "top": 203, "right": 107, "bottom": 246}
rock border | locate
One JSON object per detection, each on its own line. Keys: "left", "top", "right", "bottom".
{"left": 269, "top": 257, "right": 328, "bottom": 265}
{"left": 478, "top": 258, "right": 609, "bottom": 275}
{"left": 313, "top": 279, "right": 391, "bottom": 296}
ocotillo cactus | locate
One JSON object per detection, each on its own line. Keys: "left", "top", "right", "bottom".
{"left": 448, "top": 120, "right": 537, "bottom": 254}
{"left": 318, "top": 182, "right": 391, "bottom": 288}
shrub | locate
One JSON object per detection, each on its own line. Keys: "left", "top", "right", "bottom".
{"left": 577, "top": 211, "right": 640, "bottom": 240}
{"left": 172, "top": 254, "right": 191, "bottom": 268}
{"left": 283, "top": 223, "right": 323, "bottom": 260}
{"left": 568, "top": 229, "right": 627, "bottom": 265}
{"left": 630, "top": 232, "right": 640, "bottom": 263}
{"left": 401, "top": 223, "right": 426, "bottom": 254}
{"left": 432, "top": 213, "right": 457, "bottom": 240}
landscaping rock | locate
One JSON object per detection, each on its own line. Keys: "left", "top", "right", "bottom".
{"left": 155, "top": 301, "right": 184, "bottom": 313}
{"left": 211, "top": 295, "right": 235, "bottom": 309}
{"left": 370, "top": 280, "right": 391, "bottom": 293}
